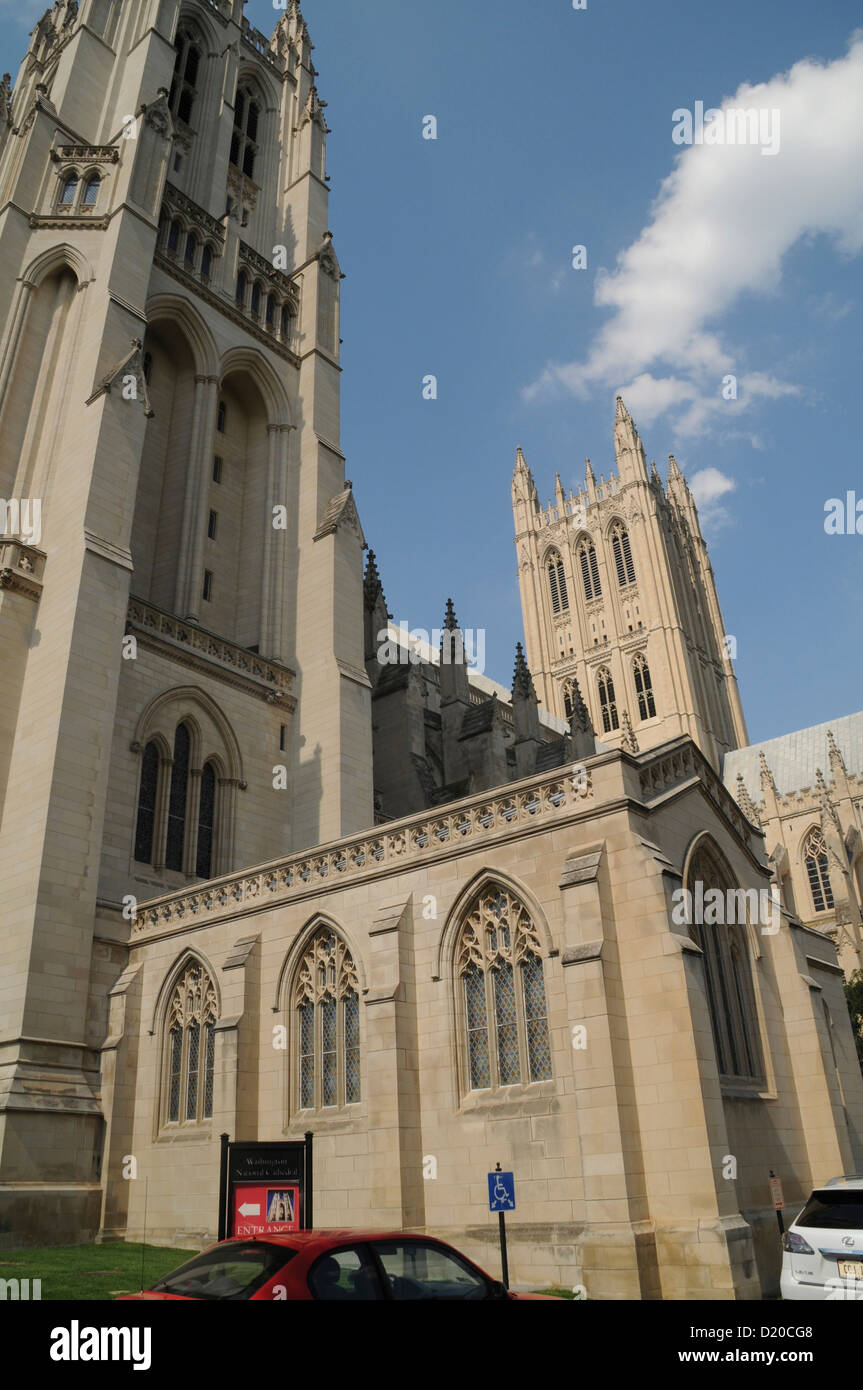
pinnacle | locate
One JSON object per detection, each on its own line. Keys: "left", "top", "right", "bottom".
{"left": 443, "top": 597, "right": 459, "bottom": 632}
{"left": 512, "top": 642, "right": 537, "bottom": 701}
{"left": 363, "top": 549, "right": 385, "bottom": 609}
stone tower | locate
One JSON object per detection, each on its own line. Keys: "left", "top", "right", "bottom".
{"left": 0, "top": 0, "right": 372, "bottom": 1244}
{"left": 512, "top": 397, "right": 748, "bottom": 770}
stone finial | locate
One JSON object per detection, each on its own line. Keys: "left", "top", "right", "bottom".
{"left": 585, "top": 457, "right": 595, "bottom": 485}
{"left": 567, "top": 675, "right": 593, "bottom": 738}
{"left": 827, "top": 729, "right": 847, "bottom": 776}
{"left": 511, "top": 642, "right": 536, "bottom": 702}
{"left": 650, "top": 459, "right": 661, "bottom": 486}
{"left": 759, "top": 750, "right": 778, "bottom": 796}
{"left": 735, "top": 773, "right": 762, "bottom": 828}
{"left": 442, "top": 597, "right": 459, "bottom": 632}
{"left": 619, "top": 710, "right": 639, "bottom": 754}
{"left": 363, "top": 549, "right": 385, "bottom": 610}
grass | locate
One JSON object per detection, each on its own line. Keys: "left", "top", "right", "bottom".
{"left": 0, "top": 1243, "right": 198, "bottom": 1301}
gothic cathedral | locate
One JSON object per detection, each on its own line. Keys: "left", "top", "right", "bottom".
{"left": 1, "top": 0, "right": 862, "bottom": 1300}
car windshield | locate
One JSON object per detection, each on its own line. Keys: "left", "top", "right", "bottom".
{"left": 795, "top": 1191, "right": 863, "bottom": 1231}
{"left": 150, "top": 1242, "right": 294, "bottom": 1300}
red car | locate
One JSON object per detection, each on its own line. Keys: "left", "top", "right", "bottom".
{"left": 118, "top": 1229, "right": 556, "bottom": 1301}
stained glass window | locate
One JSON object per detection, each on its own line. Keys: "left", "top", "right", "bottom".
{"left": 163, "top": 962, "right": 218, "bottom": 1126}
{"left": 134, "top": 740, "right": 159, "bottom": 865}
{"left": 457, "top": 886, "right": 552, "bottom": 1092}
{"left": 294, "top": 930, "right": 360, "bottom": 1110}
{"left": 204, "top": 1022, "right": 215, "bottom": 1119}
{"left": 168, "top": 1026, "right": 182, "bottom": 1122}
{"left": 165, "top": 723, "right": 190, "bottom": 872}
{"left": 344, "top": 991, "right": 361, "bottom": 1104}
{"left": 804, "top": 827, "right": 834, "bottom": 913}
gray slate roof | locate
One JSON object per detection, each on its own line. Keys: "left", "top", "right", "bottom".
{"left": 722, "top": 710, "right": 863, "bottom": 801}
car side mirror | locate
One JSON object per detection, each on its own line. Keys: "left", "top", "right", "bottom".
{"left": 489, "top": 1280, "right": 509, "bottom": 1300}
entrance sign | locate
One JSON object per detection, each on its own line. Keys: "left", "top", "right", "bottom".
{"left": 218, "top": 1134, "right": 313, "bottom": 1241}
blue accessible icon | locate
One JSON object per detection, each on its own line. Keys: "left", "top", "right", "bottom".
{"left": 488, "top": 1171, "right": 516, "bottom": 1211}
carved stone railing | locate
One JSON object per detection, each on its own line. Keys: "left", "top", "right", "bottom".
{"left": 638, "top": 739, "right": 759, "bottom": 849}
{"left": 241, "top": 18, "right": 285, "bottom": 71}
{"left": 131, "top": 766, "right": 595, "bottom": 938}
{"left": 163, "top": 181, "right": 226, "bottom": 246}
{"left": 238, "top": 240, "right": 300, "bottom": 312}
{"left": 127, "top": 597, "right": 295, "bottom": 705}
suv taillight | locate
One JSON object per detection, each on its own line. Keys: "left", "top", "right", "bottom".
{"left": 782, "top": 1231, "right": 815, "bottom": 1255}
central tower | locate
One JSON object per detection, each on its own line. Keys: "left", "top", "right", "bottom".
{"left": 512, "top": 398, "right": 748, "bottom": 770}
{"left": 0, "top": 0, "right": 372, "bottom": 1246}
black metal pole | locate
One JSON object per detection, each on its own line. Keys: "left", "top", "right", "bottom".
{"left": 493, "top": 1161, "right": 510, "bottom": 1288}
{"left": 304, "top": 1130, "right": 314, "bottom": 1231}
{"left": 218, "top": 1132, "right": 229, "bottom": 1242}
{"left": 770, "top": 1169, "right": 785, "bottom": 1236}
{"left": 498, "top": 1211, "right": 509, "bottom": 1289}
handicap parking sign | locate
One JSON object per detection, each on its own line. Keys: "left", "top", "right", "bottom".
{"left": 488, "top": 1171, "right": 516, "bottom": 1211}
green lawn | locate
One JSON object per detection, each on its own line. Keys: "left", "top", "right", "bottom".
{"left": 0, "top": 1243, "right": 198, "bottom": 1301}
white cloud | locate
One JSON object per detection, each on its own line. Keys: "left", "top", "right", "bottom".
{"left": 524, "top": 34, "right": 863, "bottom": 436}
{"left": 688, "top": 467, "right": 737, "bottom": 533}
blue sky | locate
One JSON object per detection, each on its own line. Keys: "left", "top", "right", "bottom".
{"left": 2, "top": 0, "right": 862, "bottom": 745}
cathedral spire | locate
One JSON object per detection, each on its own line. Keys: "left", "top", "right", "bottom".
{"left": 613, "top": 395, "right": 648, "bottom": 482}
{"left": 443, "top": 597, "right": 459, "bottom": 632}
{"left": 363, "top": 549, "right": 385, "bottom": 611}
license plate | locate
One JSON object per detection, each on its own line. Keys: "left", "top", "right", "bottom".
{"left": 837, "top": 1261, "right": 863, "bottom": 1279}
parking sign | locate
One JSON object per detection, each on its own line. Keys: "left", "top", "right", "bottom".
{"left": 488, "top": 1171, "right": 516, "bottom": 1211}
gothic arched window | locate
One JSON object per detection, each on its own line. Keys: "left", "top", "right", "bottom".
{"left": 266, "top": 293, "right": 276, "bottom": 329}
{"left": 563, "top": 681, "right": 574, "bottom": 721}
{"left": 82, "top": 174, "right": 101, "bottom": 207}
{"left": 250, "top": 280, "right": 262, "bottom": 318}
{"left": 547, "top": 553, "right": 568, "bottom": 615}
{"left": 196, "top": 761, "right": 218, "bottom": 880}
{"left": 165, "top": 722, "right": 191, "bottom": 872}
{"left": 231, "top": 83, "right": 260, "bottom": 180}
{"left": 170, "top": 27, "right": 202, "bottom": 125}
{"left": 167, "top": 219, "right": 181, "bottom": 254}
{"left": 457, "top": 886, "right": 552, "bottom": 1091}
{"left": 294, "top": 930, "right": 361, "bottom": 1110}
{"left": 201, "top": 244, "right": 213, "bottom": 282}
{"left": 281, "top": 303, "right": 293, "bottom": 340}
{"left": 134, "top": 740, "right": 160, "bottom": 864}
{"left": 59, "top": 172, "right": 79, "bottom": 206}
{"left": 633, "top": 653, "right": 656, "bottom": 720}
{"left": 803, "top": 827, "right": 834, "bottom": 913}
{"left": 611, "top": 524, "right": 636, "bottom": 587}
{"left": 163, "top": 961, "right": 218, "bottom": 1125}
{"left": 597, "top": 667, "right": 619, "bottom": 733}
{"left": 578, "top": 541, "right": 601, "bottom": 601}
{"left": 184, "top": 231, "right": 197, "bottom": 268}
{"left": 235, "top": 270, "right": 247, "bottom": 307}
{"left": 685, "top": 841, "right": 764, "bottom": 1085}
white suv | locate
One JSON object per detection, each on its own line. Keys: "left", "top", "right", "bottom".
{"left": 781, "top": 1176, "right": 863, "bottom": 1300}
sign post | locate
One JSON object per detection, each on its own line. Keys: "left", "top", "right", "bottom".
{"left": 218, "top": 1134, "right": 314, "bottom": 1241}
{"left": 769, "top": 1170, "right": 785, "bottom": 1237}
{"left": 488, "top": 1162, "right": 516, "bottom": 1289}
